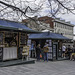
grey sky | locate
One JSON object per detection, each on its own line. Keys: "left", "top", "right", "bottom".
{"left": 0, "top": 0, "right": 75, "bottom": 34}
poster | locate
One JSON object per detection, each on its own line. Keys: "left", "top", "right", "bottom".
{"left": 27, "top": 40, "right": 31, "bottom": 45}
{"left": 49, "top": 40, "right": 52, "bottom": 46}
{"left": 48, "top": 53, "right": 52, "bottom": 59}
{"left": 53, "top": 45, "right": 56, "bottom": 57}
{"left": 48, "top": 47, "right": 52, "bottom": 52}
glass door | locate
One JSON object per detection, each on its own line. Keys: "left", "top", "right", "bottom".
{"left": 52, "top": 43, "right": 58, "bottom": 60}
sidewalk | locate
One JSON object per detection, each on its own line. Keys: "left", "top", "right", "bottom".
{"left": 0, "top": 59, "right": 35, "bottom": 67}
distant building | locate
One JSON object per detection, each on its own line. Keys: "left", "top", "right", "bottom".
{"left": 73, "top": 34, "right": 75, "bottom": 46}
{"left": 53, "top": 18, "right": 74, "bottom": 40}
{"left": 22, "top": 16, "right": 54, "bottom": 32}
{"left": 38, "top": 16, "right": 74, "bottom": 40}
{"left": 22, "top": 16, "right": 74, "bottom": 40}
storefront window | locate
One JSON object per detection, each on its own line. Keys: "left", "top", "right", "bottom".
{"left": 0, "top": 32, "right": 3, "bottom": 45}
{"left": 4, "top": 32, "right": 17, "bottom": 47}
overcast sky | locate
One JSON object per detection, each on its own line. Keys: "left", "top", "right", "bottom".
{"left": 34, "top": 0, "right": 75, "bottom": 34}
{"left": 1, "top": 0, "right": 75, "bottom": 34}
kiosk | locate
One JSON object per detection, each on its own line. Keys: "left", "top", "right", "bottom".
{"left": 0, "top": 19, "right": 37, "bottom": 61}
{"left": 29, "top": 32, "right": 70, "bottom": 61}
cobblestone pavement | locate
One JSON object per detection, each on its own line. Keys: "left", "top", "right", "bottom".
{"left": 0, "top": 60, "right": 75, "bottom": 75}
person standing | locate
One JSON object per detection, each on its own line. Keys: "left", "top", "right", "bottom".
{"left": 43, "top": 42, "right": 49, "bottom": 62}
{"left": 30, "top": 41, "right": 36, "bottom": 57}
{"left": 62, "top": 44, "right": 66, "bottom": 58}
{"left": 70, "top": 45, "right": 75, "bottom": 61}
{"left": 67, "top": 45, "right": 72, "bottom": 59}
{"left": 36, "top": 44, "right": 41, "bottom": 61}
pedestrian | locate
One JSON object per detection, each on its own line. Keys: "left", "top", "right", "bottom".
{"left": 36, "top": 44, "right": 41, "bottom": 61}
{"left": 70, "top": 45, "right": 75, "bottom": 61}
{"left": 43, "top": 42, "right": 49, "bottom": 62}
{"left": 67, "top": 45, "right": 72, "bottom": 59}
{"left": 62, "top": 44, "right": 66, "bottom": 58}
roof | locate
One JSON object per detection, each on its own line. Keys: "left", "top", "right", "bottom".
{"left": 38, "top": 16, "right": 54, "bottom": 28}
{"left": 53, "top": 19, "right": 74, "bottom": 27}
{"left": 0, "top": 19, "right": 39, "bottom": 33}
{"left": 29, "top": 32, "right": 70, "bottom": 40}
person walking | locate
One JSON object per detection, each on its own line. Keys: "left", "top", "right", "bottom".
{"left": 43, "top": 42, "right": 49, "bottom": 62}
{"left": 70, "top": 45, "right": 75, "bottom": 61}
{"left": 62, "top": 44, "right": 66, "bottom": 58}
{"left": 36, "top": 44, "right": 41, "bottom": 61}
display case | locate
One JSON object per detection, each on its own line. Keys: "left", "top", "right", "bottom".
{"left": 46, "top": 40, "right": 58, "bottom": 60}
{"left": 4, "top": 32, "right": 17, "bottom": 47}
{"left": 0, "top": 32, "right": 18, "bottom": 61}
{"left": 52, "top": 42, "right": 58, "bottom": 60}
{"left": 46, "top": 40, "right": 53, "bottom": 60}
{"left": 18, "top": 32, "right": 28, "bottom": 59}
{"left": 0, "top": 33, "right": 3, "bottom": 45}
{"left": 19, "top": 33, "right": 27, "bottom": 47}
{"left": 0, "top": 32, "right": 3, "bottom": 61}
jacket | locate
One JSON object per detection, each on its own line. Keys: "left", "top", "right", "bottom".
{"left": 43, "top": 46, "right": 49, "bottom": 52}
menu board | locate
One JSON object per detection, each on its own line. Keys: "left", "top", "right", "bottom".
{"left": 0, "top": 48, "right": 3, "bottom": 61}
{"left": 20, "top": 33, "right": 27, "bottom": 45}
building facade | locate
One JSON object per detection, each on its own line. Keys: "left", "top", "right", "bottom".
{"left": 53, "top": 18, "right": 74, "bottom": 40}
{"left": 22, "top": 16, "right": 74, "bottom": 40}
{"left": 38, "top": 16, "right": 74, "bottom": 40}
{"left": 22, "top": 16, "right": 54, "bottom": 32}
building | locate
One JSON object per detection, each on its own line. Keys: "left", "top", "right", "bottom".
{"left": 22, "top": 16, "right": 54, "bottom": 32}
{"left": 29, "top": 32, "right": 70, "bottom": 61}
{"left": 53, "top": 18, "right": 74, "bottom": 40}
{"left": 0, "top": 19, "right": 37, "bottom": 61}
{"left": 22, "top": 16, "right": 74, "bottom": 40}
{"left": 73, "top": 34, "right": 75, "bottom": 46}
{"left": 38, "top": 16, "right": 74, "bottom": 40}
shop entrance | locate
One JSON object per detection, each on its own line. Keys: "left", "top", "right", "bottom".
{"left": 53, "top": 42, "right": 62, "bottom": 60}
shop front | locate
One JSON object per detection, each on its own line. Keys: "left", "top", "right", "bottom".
{"left": 0, "top": 19, "right": 38, "bottom": 61}
{"left": 29, "top": 32, "right": 70, "bottom": 61}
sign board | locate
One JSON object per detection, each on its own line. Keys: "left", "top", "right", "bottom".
{"left": 22, "top": 46, "right": 29, "bottom": 56}
{"left": 20, "top": 33, "right": 27, "bottom": 45}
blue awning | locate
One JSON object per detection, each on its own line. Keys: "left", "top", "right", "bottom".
{"left": 0, "top": 19, "right": 38, "bottom": 33}
{"left": 29, "top": 32, "right": 70, "bottom": 40}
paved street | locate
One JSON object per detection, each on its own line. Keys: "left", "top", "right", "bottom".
{"left": 0, "top": 60, "right": 75, "bottom": 75}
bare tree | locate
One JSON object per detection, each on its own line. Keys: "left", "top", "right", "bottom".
{"left": 0, "top": 0, "right": 75, "bottom": 21}
{"left": 0, "top": 0, "right": 43, "bottom": 21}
{"left": 47, "top": 0, "right": 75, "bottom": 17}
